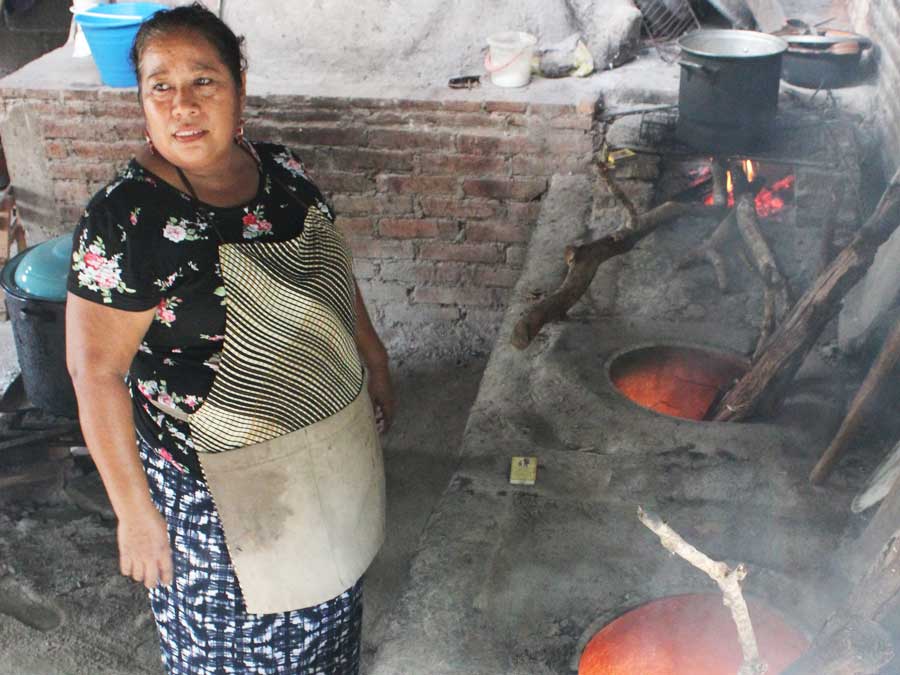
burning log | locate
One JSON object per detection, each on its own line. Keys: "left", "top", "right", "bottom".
{"left": 510, "top": 201, "right": 727, "bottom": 349}
{"left": 809, "top": 314, "right": 900, "bottom": 484}
{"left": 637, "top": 506, "right": 767, "bottom": 675}
{"left": 711, "top": 168, "right": 900, "bottom": 422}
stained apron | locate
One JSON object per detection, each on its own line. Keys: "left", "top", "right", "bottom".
{"left": 153, "top": 209, "right": 386, "bottom": 614}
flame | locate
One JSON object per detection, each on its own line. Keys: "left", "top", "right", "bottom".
{"left": 702, "top": 161, "right": 794, "bottom": 217}
{"left": 743, "top": 159, "right": 756, "bottom": 183}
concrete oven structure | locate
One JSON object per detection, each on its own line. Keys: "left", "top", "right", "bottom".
{"left": 1, "top": 0, "right": 900, "bottom": 673}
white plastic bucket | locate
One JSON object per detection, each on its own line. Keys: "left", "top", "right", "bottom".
{"left": 485, "top": 32, "right": 537, "bottom": 88}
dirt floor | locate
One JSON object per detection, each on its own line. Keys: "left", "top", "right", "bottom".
{"left": 0, "top": 355, "right": 487, "bottom": 675}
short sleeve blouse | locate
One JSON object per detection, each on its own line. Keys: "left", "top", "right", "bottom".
{"left": 67, "top": 142, "right": 336, "bottom": 476}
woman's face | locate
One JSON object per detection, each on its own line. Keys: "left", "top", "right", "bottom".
{"left": 138, "top": 31, "right": 244, "bottom": 174}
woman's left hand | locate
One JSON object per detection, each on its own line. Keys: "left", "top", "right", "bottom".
{"left": 367, "top": 363, "right": 395, "bottom": 434}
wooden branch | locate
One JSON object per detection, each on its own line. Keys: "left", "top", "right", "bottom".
{"left": 733, "top": 169, "right": 792, "bottom": 315}
{"left": 810, "top": 314, "right": 900, "bottom": 484}
{"left": 712, "top": 169, "right": 900, "bottom": 422}
{"left": 510, "top": 202, "right": 727, "bottom": 349}
{"left": 754, "top": 286, "right": 777, "bottom": 360}
{"left": 598, "top": 161, "right": 639, "bottom": 231}
{"left": 677, "top": 210, "right": 736, "bottom": 293}
{"left": 637, "top": 506, "right": 767, "bottom": 675}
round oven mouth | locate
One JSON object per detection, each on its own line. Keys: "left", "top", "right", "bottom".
{"left": 577, "top": 593, "right": 808, "bottom": 675}
{"left": 605, "top": 343, "right": 749, "bottom": 422}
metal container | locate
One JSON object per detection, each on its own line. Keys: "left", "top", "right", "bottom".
{"left": 781, "top": 33, "right": 872, "bottom": 89}
{"left": 676, "top": 30, "right": 788, "bottom": 153}
{"left": 0, "top": 236, "right": 78, "bottom": 418}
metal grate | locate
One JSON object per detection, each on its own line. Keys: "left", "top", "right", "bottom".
{"left": 634, "top": 0, "right": 700, "bottom": 62}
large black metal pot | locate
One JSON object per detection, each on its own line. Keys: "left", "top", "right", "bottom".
{"left": 676, "top": 30, "right": 788, "bottom": 154}
{"left": 0, "top": 236, "right": 78, "bottom": 418}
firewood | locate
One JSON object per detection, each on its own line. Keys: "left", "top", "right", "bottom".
{"left": 510, "top": 202, "right": 728, "bottom": 349}
{"left": 711, "top": 157, "right": 729, "bottom": 207}
{"left": 732, "top": 167, "right": 792, "bottom": 315}
{"left": 810, "top": 314, "right": 900, "bottom": 484}
{"left": 676, "top": 206, "right": 736, "bottom": 293}
{"left": 711, "top": 168, "right": 900, "bottom": 422}
{"left": 637, "top": 506, "right": 767, "bottom": 675}
{"left": 754, "top": 286, "right": 777, "bottom": 360}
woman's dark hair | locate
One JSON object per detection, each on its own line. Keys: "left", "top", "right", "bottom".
{"left": 130, "top": 3, "right": 246, "bottom": 88}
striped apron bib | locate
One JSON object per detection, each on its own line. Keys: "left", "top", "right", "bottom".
{"left": 155, "top": 202, "right": 386, "bottom": 614}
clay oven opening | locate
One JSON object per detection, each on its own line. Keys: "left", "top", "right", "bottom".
{"left": 609, "top": 345, "right": 748, "bottom": 420}
{"left": 578, "top": 594, "right": 809, "bottom": 675}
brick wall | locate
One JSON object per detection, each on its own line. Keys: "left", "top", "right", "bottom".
{"left": 0, "top": 88, "right": 599, "bottom": 355}
{"left": 848, "top": 0, "right": 900, "bottom": 172}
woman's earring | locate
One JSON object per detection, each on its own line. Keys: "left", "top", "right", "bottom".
{"left": 144, "top": 129, "right": 156, "bottom": 155}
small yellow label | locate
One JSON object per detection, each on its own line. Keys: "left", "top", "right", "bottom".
{"left": 607, "top": 148, "right": 636, "bottom": 166}
{"left": 509, "top": 456, "right": 538, "bottom": 485}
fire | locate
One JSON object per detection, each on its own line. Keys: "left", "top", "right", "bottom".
{"left": 702, "top": 160, "right": 794, "bottom": 217}
{"left": 578, "top": 594, "right": 809, "bottom": 675}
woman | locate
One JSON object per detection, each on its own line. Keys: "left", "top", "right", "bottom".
{"left": 65, "top": 5, "right": 393, "bottom": 674}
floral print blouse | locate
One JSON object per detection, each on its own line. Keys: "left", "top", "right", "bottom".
{"left": 67, "top": 142, "right": 334, "bottom": 476}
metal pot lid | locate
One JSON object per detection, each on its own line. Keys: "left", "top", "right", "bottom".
{"left": 3, "top": 235, "right": 72, "bottom": 302}
{"left": 679, "top": 29, "right": 788, "bottom": 58}
{"left": 783, "top": 33, "right": 872, "bottom": 49}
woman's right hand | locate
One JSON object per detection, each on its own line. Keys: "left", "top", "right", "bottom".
{"left": 117, "top": 505, "right": 174, "bottom": 590}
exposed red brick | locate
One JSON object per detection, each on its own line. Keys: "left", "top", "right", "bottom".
{"left": 369, "top": 129, "right": 456, "bottom": 152}
{"left": 262, "top": 109, "right": 344, "bottom": 123}
{"left": 313, "top": 172, "right": 375, "bottom": 194}
{"left": 320, "top": 147, "right": 414, "bottom": 173}
{"left": 440, "top": 100, "right": 484, "bottom": 113}
{"left": 462, "top": 178, "right": 547, "bottom": 201}
{"left": 473, "top": 266, "right": 521, "bottom": 288}
{"left": 49, "top": 162, "right": 116, "bottom": 182}
{"left": 44, "top": 140, "right": 69, "bottom": 160}
{"left": 381, "top": 261, "right": 468, "bottom": 285}
{"left": 466, "top": 222, "right": 530, "bottom": 243}
{"left": 365, "top": 112, "right": 408, "bottom": 126}
{"left": 419, "top": 153, "right": 506, "bottom": 176}
{"left": 291, "top": 125, "right": 367, "bottom": 147}
{"left": 528, "top": 102, "right": 576, "bottom": 116}
{"left": 43, "top": 119, "right": 103, "bottom": 139}
{"left": 507, "top": 202, "right": 543, "bottom": 225}
{"left": 380, "top": 218, "right": 458, "bottom": 239}
{"left": 485, "top": 101, "right": 528, "bottom": 113}
{"left": 418, "top": 242, "right": 503, "bottom": 264}
{"left": 376, "top": 175, "right": 458, "bottom": 195}
{"left": 348, "top": 237, "right": 415, "bottom": 259}
{"left": 381, "top": 302, "right": 460, "bottom": 324}
{"left": 335, "top": 216, "right": 374, "bottom": 237}
{"left": 576, "top": 97, "right": 599, "bottom": 115}
{"left": 332, "top": 194, "right": 414, "bottom": 217}
{"left": 61, "top": 89, "right": 100, "bottom": 101}
{"left": 456, "top": 133, "right": 537, "bottom": 155}
{"left": 71, "top": 141, "right": 140, "bottom": 161}
{"left": 419, "top": 197, "right": 501, "bottom": 220}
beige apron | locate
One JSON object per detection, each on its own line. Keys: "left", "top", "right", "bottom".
{"left": 154, "top": 220, "right": 385, "bottom": 614}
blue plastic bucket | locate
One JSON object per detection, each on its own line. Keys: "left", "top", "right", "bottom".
{"left": 74, "top": 3, "right": 168, "bottom": 87}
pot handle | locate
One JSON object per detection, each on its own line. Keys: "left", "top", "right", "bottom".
{"left": 678, "top": 61, "right": 719, "bottom": 81}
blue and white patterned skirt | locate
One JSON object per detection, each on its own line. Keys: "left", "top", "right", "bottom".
{"left": 139, "top": 439, "right": 363, "bottom": 674}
